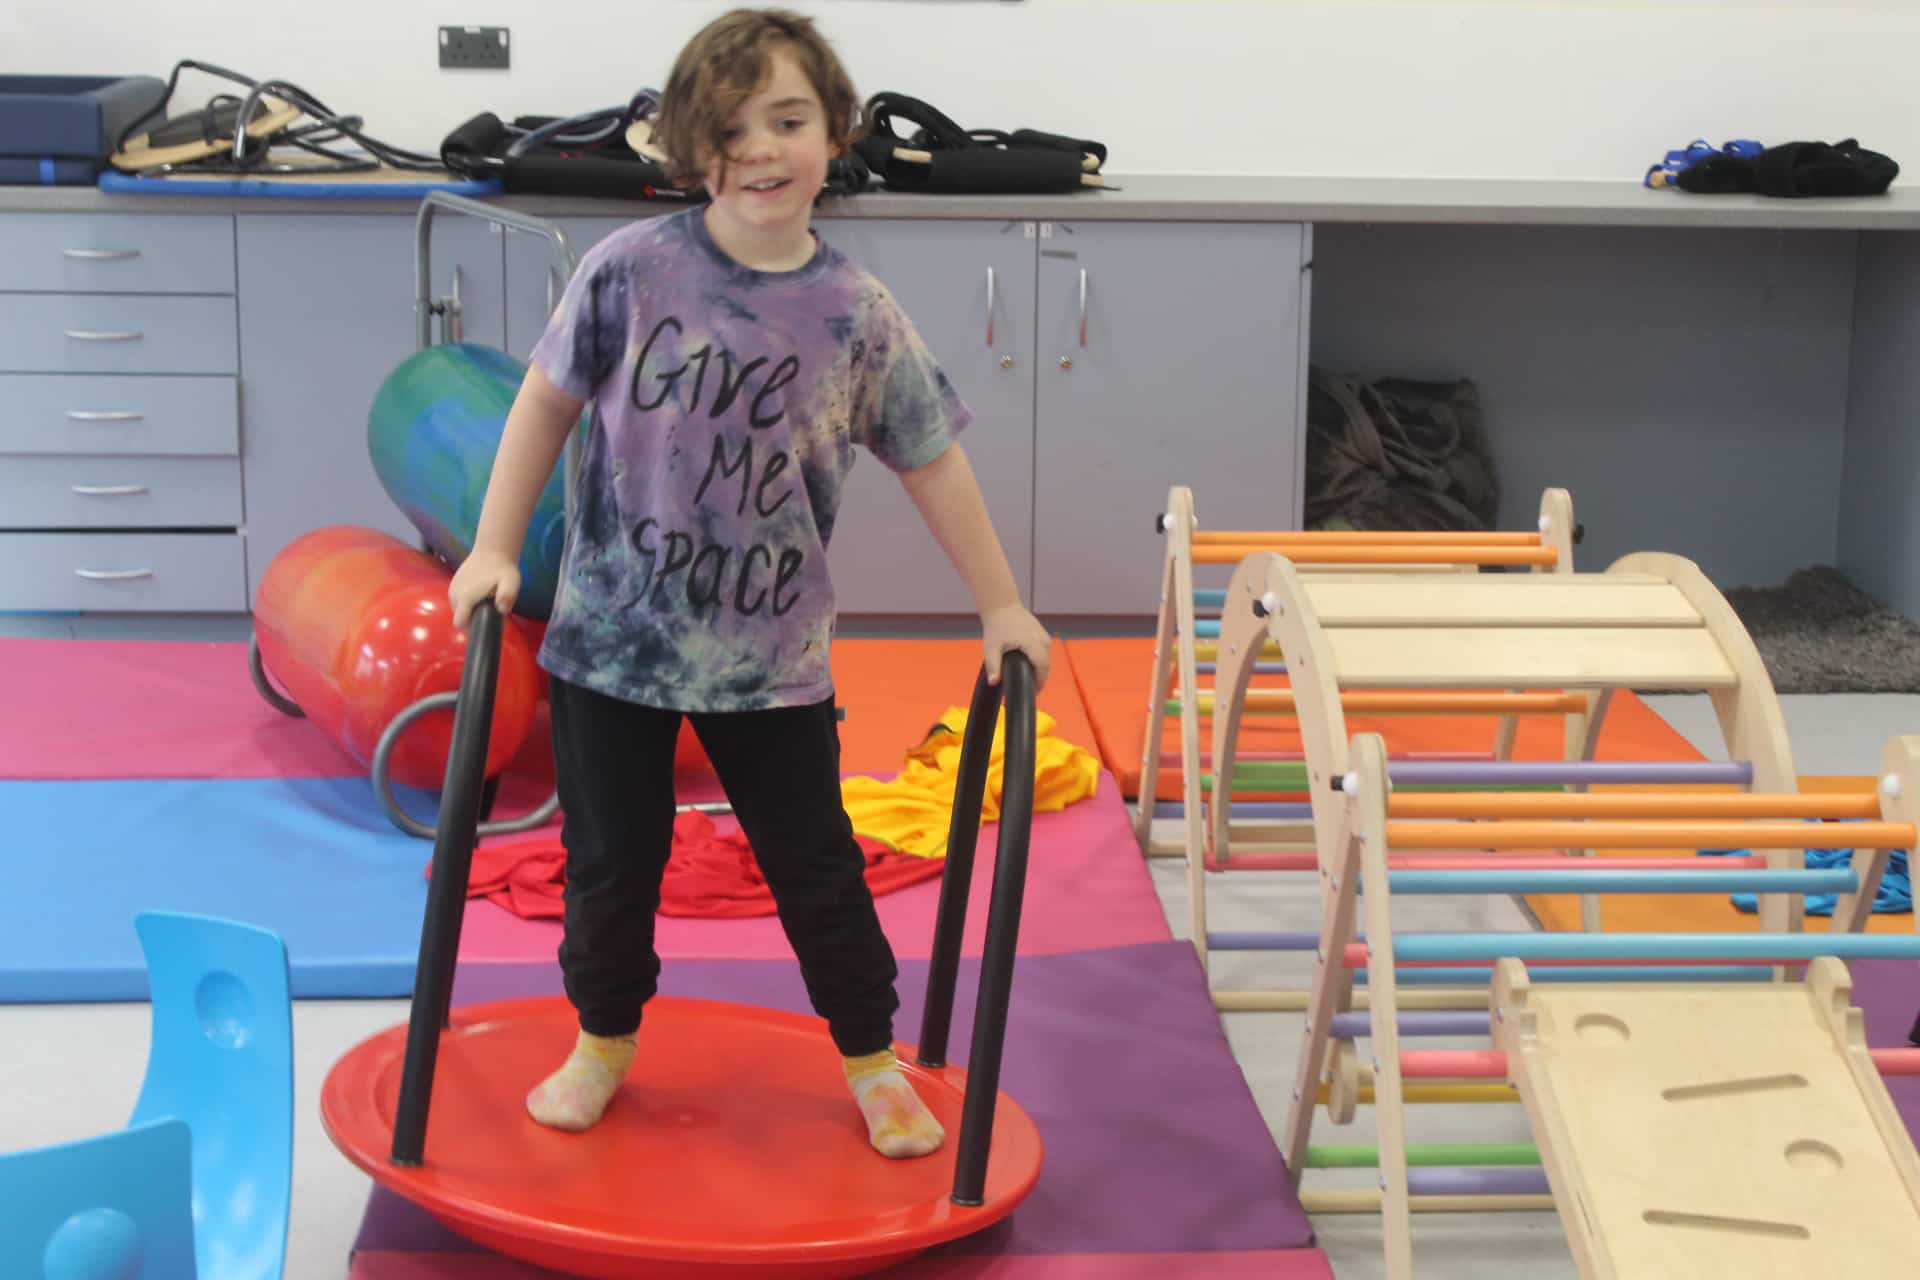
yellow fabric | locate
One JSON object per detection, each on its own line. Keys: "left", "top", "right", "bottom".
{"left": 840, "top": 704, "right": 1101, "bottom": 859}
{"left": 842, "top": 1047, "right": 899, "bottom": 1083}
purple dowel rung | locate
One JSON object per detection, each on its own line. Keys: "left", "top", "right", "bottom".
{"left": 1383, "top": 760, "right": 1755, "bottom": 787}
{"left": 1156, "top": 801, "right": 1314, "bottom": 820}
{"left": 1406, "top": 1166, "right": 1551, "bottom": 1196}
{"left": 1330, "top": 1011, "right": 1490, "bottom": 1038}
{"left": 1206, "top": 931, "right": 1324, "bottom": 951}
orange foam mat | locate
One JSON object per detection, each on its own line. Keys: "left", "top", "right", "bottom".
{"left": 827, "top": 638, "right": 1099, "bottom": 777}
{"left": 1065, "top": 637, "right": 1913, "bottom": 936}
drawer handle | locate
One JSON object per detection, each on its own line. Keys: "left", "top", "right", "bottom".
{"left": 63, "top": 248, "right": 141, "bottom": 261}
{"left": 71, "top": 484, "right": 150, "bottom": 496}
{"left": 63, "top": 329, "right": 145, "bottom": 343}
{"left": 74, "top": 568, "right": 154, "bottom": 581}
{"left": 65, "top": 410, "right": 146, "bottom": 422}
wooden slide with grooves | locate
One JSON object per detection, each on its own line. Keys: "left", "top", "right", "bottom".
{"left": 1492, "top": 956, "right": 1920, "bottom": 1278}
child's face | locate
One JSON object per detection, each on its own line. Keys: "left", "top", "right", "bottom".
{"left": 704, "top": 46, "right": 835, "bottom": 239}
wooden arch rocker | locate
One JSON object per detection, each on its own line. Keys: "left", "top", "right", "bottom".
{"left": 1136, "top": 482, "right": 1584, "bottom": 1009}
{"left": 1209, "top": 548, "right": 1920, "bottom": 1275}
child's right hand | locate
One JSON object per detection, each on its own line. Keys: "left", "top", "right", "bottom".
{"left": 449, "top": 548, "right": 521, "bottom": 630}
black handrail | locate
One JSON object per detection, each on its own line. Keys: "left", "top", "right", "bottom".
{"left": 389, "top": 597, "right": 503, "bottom": 1165}
{"left": 387, "top": 600, "right": 1039, "bottom": 1208}
{"left": 916, "top": 652, "right": 1037, "bottom": 1206}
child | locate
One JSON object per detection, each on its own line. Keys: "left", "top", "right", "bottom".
{"left": 447, "top": 7, "right": 1052, "bottom": 1160}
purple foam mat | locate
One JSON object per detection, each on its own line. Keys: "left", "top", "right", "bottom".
{"left": 352, "top": 940, "right": 1314, "bottom": 1260}
{"left": 1848, "top": 956, "right": 1920, "bottom": 1141}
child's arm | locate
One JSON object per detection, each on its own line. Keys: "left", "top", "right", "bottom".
{"left": 899, "top": 442, "right": 1053, "bottom": 689}
{"left": 449, "top": 365, "right": 585, "bottom": 627}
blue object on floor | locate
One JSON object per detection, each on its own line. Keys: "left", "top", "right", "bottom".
{"left": 1701, "top": 844, "right": 1912, "bottom": 916}
{"left": 0, "top": 775, "right": 441, "bottom": 1001}
{"left": 98, "top": 169, "right": 502, "bottom": 198}
{"left": 0, "top": 911, "right": 292, "bottom": 1280}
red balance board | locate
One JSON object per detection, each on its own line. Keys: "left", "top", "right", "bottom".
{"left": 320, "top": 995, "right": 1045, "bottom": 1279}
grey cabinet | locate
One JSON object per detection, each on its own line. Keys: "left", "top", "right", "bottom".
{"left": 0, "top": 204, "right": 1308, "bottom": 619}
{"left": 0, "top": 211, "right": 248, "bottom": 612}
{"left": 504, "top": 215, "right": 628, "bottom": 360}
{"left": 1031, "top": 220, "right": 1309, "bottom": 615}
{"left": 234, "top": 213, "right": 506, "bottom": 598}
{"left": 816, "top": 218, "right": 1037, "bottom": 614}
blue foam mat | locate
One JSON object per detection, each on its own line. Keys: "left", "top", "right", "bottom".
{"left": 1, "top": 776, "right": 447, "bottom": 1002}
{"left": 98, "top": 170, "right": 501, "bottom": 198}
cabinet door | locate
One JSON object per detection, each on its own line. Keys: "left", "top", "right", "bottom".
{"left": 503, "top": 216, "right": 637, "bottom": 360}
{"left": 815, "top": 218, "right": 1038, "bottom": 615}
{"left": 1031, "top": 221, "right": 1307, "bottom": 615}
{"left": 236, "top": 214, "right": 505, "bottom": 600}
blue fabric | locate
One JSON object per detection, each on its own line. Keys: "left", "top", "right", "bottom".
{"left": 1700, "top": 837, "right": 1912, "bottom": 916}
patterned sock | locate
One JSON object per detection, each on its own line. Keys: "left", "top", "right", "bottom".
{"left": 526, "top": 1029, "right": 636, "bottom": 1131}
{"left": 844, "top": 1048, "right": 946, "bottom": 1158}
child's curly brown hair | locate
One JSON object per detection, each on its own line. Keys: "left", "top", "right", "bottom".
{"left": 654, "top": 8, "right": 864, "bottom": 194}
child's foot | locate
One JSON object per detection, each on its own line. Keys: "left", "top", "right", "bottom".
{"left": 844, "top": 1048, "right": 945, "bottom": 1158}
{"left": 527, "top": 1030, "right": 636, "bottom": 1131}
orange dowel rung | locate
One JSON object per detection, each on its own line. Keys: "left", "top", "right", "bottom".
{"left": 1385, "top": 819, "right": 1918, "bottom": 850}
{"left": 1191, "top": 530, "right": 1545, "bottom": 547}
{"left": 1190, "top": 544, "right": 1560, "bottom": 566}
{"left": 1388, "top": 792, "right": 1884, "bottom": 821}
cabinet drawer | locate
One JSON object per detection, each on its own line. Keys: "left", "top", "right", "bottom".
{"left": 0, "top": 374, "right": 238, "bottom": 455}
{"left": 0, "top": 295, "right": 238, "bottom": 374}
{"left": 0, "top": 532, "right": 246, "bottom": 611}
{"left": 0, "top": 456, "right": 242, "bottom": 528}
{"left": 0, "top": 213, "right": 235, "bottom": 293}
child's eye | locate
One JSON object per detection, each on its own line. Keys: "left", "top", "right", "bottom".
{"left": 719, "top": 127, "right": 742, "bottom": 141}
{"left": 780, "top": 118, "right": 804, "bottom": 131}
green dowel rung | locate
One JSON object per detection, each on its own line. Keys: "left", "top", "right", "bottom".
{"left": 1201, "top": 763, "right": 1311, "bottom": 792}
{"left": 1166, "top": 698, "right": 1293, "bottom": 718}
{"left": 1304, "top": 1142, "right": 1541, "bottom": 1169}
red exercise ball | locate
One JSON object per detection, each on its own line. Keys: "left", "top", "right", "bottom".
{"left": 253, "top": 526, "right": 540, "bottom": 790}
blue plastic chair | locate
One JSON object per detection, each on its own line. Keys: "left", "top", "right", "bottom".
{"left": 0, "top": 911, "right": 293, "bottom": 1279}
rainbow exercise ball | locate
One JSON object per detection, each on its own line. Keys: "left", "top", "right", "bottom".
{"left": 367, "top": 342, "right": 576, "bottom": 621}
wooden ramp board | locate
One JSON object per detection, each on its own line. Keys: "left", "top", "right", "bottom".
{"left": 1492, "top": 959, "right": 1920, "bottom": 1278}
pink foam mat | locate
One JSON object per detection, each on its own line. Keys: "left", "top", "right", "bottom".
{"left": 0, "top": 638, "right": 362, "bottom": 780}
{"left": 455, "top": 774, "right": 1172, "bottom": 963}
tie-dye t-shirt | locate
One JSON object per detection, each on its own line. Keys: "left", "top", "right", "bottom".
{"left": 528, "top": 208, "right": 970, "bottom": 712}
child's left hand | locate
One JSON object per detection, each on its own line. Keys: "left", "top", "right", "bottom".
{"left": 982, "top": 604, "right": 1052, "bottom": 690}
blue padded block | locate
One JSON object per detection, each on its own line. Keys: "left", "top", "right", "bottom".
{"left": 0, "top": 776, "right": 440, "bottom": 1001}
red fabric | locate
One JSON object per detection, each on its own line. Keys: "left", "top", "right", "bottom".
{"left": 450, "top": 811, "right": 943, "bottom": 920}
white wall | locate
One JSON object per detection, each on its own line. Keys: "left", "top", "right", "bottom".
{"left": 6, "top": 1, "right": 1918, "bottom": 181}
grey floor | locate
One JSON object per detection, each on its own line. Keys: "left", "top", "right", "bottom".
{"left": 4, "top": 608, "right": 1916, "bottom": 1278}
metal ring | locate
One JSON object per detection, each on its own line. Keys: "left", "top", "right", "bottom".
{"left": 372, "top": 693, "right": 564, "bottom": 838}
{"left": 248, "top": 634, "right": 305, "bottom": 717}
